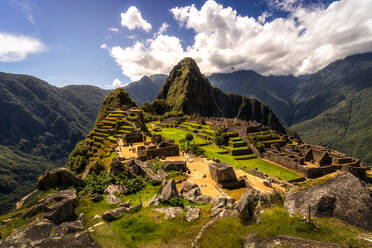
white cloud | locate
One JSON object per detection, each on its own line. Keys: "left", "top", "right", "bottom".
{"left": 106, "top": 0, "right": 372, "bottom": 80}
{"left": 112, "top": 78, "right": 124, "bottom": 88}
{"left": 121, "top": 6, "right": 152, "bottom": 32}
{"left": 100, "top": 43, "right": 108, "bottom": 50}
{"left": 258, "top": 12, "right": 271, "bottom": 24}
{"left": 10, "top": 0, "right": 35, "bottom": 24}
{"left": 109, "top": 27, "right": 119, "bottom": 32}
{"left": 156, "top": 23, "right": 169, "bottom": 36}
{"left": 0, "top": 32, "right": 46, "bottom": 62}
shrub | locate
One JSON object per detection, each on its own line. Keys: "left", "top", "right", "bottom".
{"left": 85, "top": 171, "right": 114, "bottom": 194}
{"left": 186, "top": 133, "right": 194, "bottom": 142}
{"left": 256, "top": 142, "right": 265, "bottom": 153}
{"left": 188, "top": 143, "right": 205, "bottom": 156}
{"left": 66, "top": 140, "right": 89, "bottom": 173}
{"left": 125, "top": 177, "right": 145, "bottom": 194}
{"left": 167, "top": 196, "right": 185, "bottom": 207}
{"left": 149, "top": 160, "right": 164, "bottom": 173}
{"left": 214, "top": 129, "right": 229, "bottom": 146}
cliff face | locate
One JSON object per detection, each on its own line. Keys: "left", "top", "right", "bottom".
{"left": 157, "top": 58, "right": 285, "bottom": 133}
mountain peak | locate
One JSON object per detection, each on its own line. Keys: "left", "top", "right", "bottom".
{"left": 95, "top": 88, "right": 137, "bottom": 126}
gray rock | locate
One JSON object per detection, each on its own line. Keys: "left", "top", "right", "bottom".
{"left": 285, "top": 172, "right": 372, "bottom": 231}
{"left": 128, "top": 159, "right": 162, "bottom": 184}
{"left": 263, "top": 179, "right": 272, "bottom": 188}
{"left": 180, "top": 181, "right": 199, "bottom": 194}
{"left": 241, "top": 233, "right": 341, "bottom": 248}
{"left": 157, "top": 169, "right": 168, "bottom": 180}
{"left": 182, "top": 187, "right": 201, "bottom": 203}
{"left": 54, "top": 220, "right": 85, "bottom": 236}
{"left": 104, "top": 184, "right": 128, "bottom": 195}
{"left": 160, "top": 179, "right": 178, "bottom": 202}
{"left": 90, "top": 193, "right": 103, "bottom": 202}
{"left": 149, "top": 194, "right": 162, "bottom": 206}
{"left": 194, "top": 195, "right": 213, "bottom": 204}
{"left": 106, "top": 194, "right": 120, "bottom": 204}
{"left": 37, "top": 168, "right": 85, "bottom": 191}
{"left": 22, "top": 189, "right": 78, "bottom": 225}
{"left": 152, "top": 207, "right": 183, "bottom": 220}
{"left": 78, "top": 213, "right": 85, "bottom": 226}
{"left": 236, "top": 188, "right": 264, "bottom": 220}
{"left": 185, "top": 206, "right": 200, "bottom": 222}
{"left": 128, "top": 202, "right": 142, "bottom": 213}
{"left": 208, "top": 163, "right": 244, "bottom": 189}
{"left": 119, "top": 201, "right": 131, "bottom": 208}
{"left": 102, "top": 207, "right": 128, "bottom": 221}
{"left": 163, "top": 161, "right": 188, "bottom": 172}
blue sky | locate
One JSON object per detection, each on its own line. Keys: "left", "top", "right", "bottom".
{"left": 1, "top": 0, "right": 371, "bottom": 88}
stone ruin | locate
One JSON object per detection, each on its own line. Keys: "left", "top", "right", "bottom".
{"left": 208, "top": 163, "right": 244, "bottom": 189}
{"left": 136, "top": 134, "right": 179, "bottom": 161}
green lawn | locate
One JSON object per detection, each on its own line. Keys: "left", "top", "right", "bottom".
{"left": 150, "top": 126, "right": 300, "bottom": 181}
{"left": 202, "top": 145, "right": 300, "bottom": 181}
{"left": 153, "top": 128, "right": 209, "bottom": 145}
{"left": 201, "top": 206, "right": 370, "bottom": 248}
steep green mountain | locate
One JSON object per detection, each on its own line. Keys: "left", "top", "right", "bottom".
{"left": 0, "top": 72, "right": 108, "bottom": 213}
{"left": 291, "top": 53, "right": 372, "bottom": 164}
{"left": 157, "top": 58, "right": 285, "bottom": 133}
{"left": 124, "top": 74, "right": 167, "bottom": 105}
{"left": 208, "top": 71, "right": 300, "bottom": 125}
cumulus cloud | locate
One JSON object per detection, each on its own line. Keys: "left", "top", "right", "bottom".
{"left": 106, "top": 0, "right": 372, "bottom": 80}
{"left": 109, "top": 27, "right": 119, "bottom": 32}
{"left": 121, "top": 6, "right": 152, "bottom": 32}
{"left": 156, "top": 23, "right": 169, "bottom": 36}
{"left": 0, "top": 32, "right": 46, "bottom": 62}
{"left": 112, "top": 78, "right": 124, "bottom": 88}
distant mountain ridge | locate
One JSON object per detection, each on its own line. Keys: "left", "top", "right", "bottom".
{"left": 124, "top": 74, "right": 167, "bottom": 105}
{"left": 0, "top": 72, "right": 108, "bottom": 214}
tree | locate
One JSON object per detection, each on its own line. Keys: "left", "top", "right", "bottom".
{"left": 186, "top": 133, "right": 194, "bottom": 142}
{"left": 214, "top": 129, "right": 228, "bottom": 146}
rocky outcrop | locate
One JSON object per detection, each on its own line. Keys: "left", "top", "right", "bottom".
{"left": 37, "top": 168, "right": 85, "bottom": 191}
{"left": 163, "top": 161, "right": 188, "bottom": 172}
{"left": 236, "top": 188, "right": 268, "bottom": 220}
{"left": 127, "top": 159, "right": 162, "bottom": 184}
{"left": 106, "top": 194, "right": 120, "bottom": 204}
{"left": 23, "top": 189, "right": 78, "bottom": 224}
{"left": 0, "top": 215, "right": 100, "bottom": 248}
{"left": 102, "top": 207, "right": 128, "bottom": 221}
{"left": 210, "top": 196, "right": 235, "bottom": 217}
{"left": 104, "top": 185, "right": 128, "bottom": 195}
{"left": 185, "top": 206, "right": 200, "bottom": 222}
{"left": 181, "top": 181, "right": 202, "bottom": 203}
{"left": 208, "top": 163, "right": 244, "bottom": 189}
{"left": 90, "top": 193, "right": 103, "bottom": 202}
{"left": 152, "top": 207, "right": 183, "bottom": 220}
{"left": 160, "top": 179, "right": 178, "bottom": 202}
{"left": 241, "top": 233, "right": 342, "bottom": 248}
{"left": 285, "top": 172, "right": 372, "bottom": 231}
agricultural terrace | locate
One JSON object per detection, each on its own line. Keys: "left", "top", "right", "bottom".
{"left": 147, "top": 122, "right": 301, "bottom": 181}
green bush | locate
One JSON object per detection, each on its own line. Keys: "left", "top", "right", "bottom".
{"left": 125, "top": 177, "right": 145, "bottom": 194}
{"left": 188, "top": 143, "right": 205, "bottom": 156}
{"left": 85, "top": 171, "right": 114, "bottom": 194}
{"left": 256, "top": 142, "right": 265, "bottom": 153}
{"left": 186, "top": 133, "right": 194, "bottom": 142}
{"left": 214, "top": 129, "right": 229, "bottom": 146}
{"left": 167, "top": 196, "right": 185, "bottom": 207}
{"left": 149, "top": 160, "right": 164, "bottom": 173}
{"left": 66, "top": 140, "right": 89, "bottom": 173}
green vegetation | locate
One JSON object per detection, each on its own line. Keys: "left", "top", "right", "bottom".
{"left": 153, "top": 128, "right": 208, "bottom": 145}
{"left": 201, "top": 206, "right": 369, "bottom": 248}
{"left": 95, "top": 88, "right": 137, "bottom": 126}
{"left": 214, "top": 129, "right": 229, "bottom": 146}
{"left": 66, "top": 140, "right": 89, "bottom": 173}
{"left": 85, "top": 171, "right": 145, "bottom": 195}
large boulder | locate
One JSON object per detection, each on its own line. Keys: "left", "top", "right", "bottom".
{"left": 127, "top": 159, "right": 162, "bottom": 184}
{"left": 208, "top": 163, "right": 243, "bottom": 189}
{"left": 236, "top": 188, "right": 266, "bottom": 220}
{"left": 0, "top": 217, "right": 100, "bottom": 248}
{"left": 160, "top": 179, "right": 178, "bottom": 202}
{"left": 163, "top": 161, "right": 188, "bottom": 172}
{"left": 37, "top": 168, "right": 85, "bottom": 191}
{"left": 106, "top": 194, "right": 120, "bottom": 205}
{"left": 23, "top": 189, "right": 78, "bottom": 225}
{"left": 152, "top": 207, "right": 183, "bottom": 220}
{"left": 180, "top": 181, "right": 201, "bottom": 203}
{"left": 285, "top": 172, "right": 372, "bottom": 231}
{"left": 102, "top": 207, "right": 128, "bottom": 221}
{"left": 185, "top": 206, "right": 200, "bottom": 222}
{"left": 241, "top": 233, "right": 342, "bottom": 248}
{"left": 104, "top": 185, "right": 128, "bottom": 195}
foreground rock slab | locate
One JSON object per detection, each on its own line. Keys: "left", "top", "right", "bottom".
{"left": 241, "top": 233, "right": 342, "bottom": 248}
{"left": 160, "top": 179, "right": 178, "bottom": 202}
{"left": 185, "top": 206, "right": 200, "bottom": 222}
{"left": 37, "top": 168, "right": 85, "bottom": 190}
{"left": 285, "top": 172, "right": 372, "bottom": 231}
{"left": 152, "top": 207, "right": 183, "bottom": 220}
